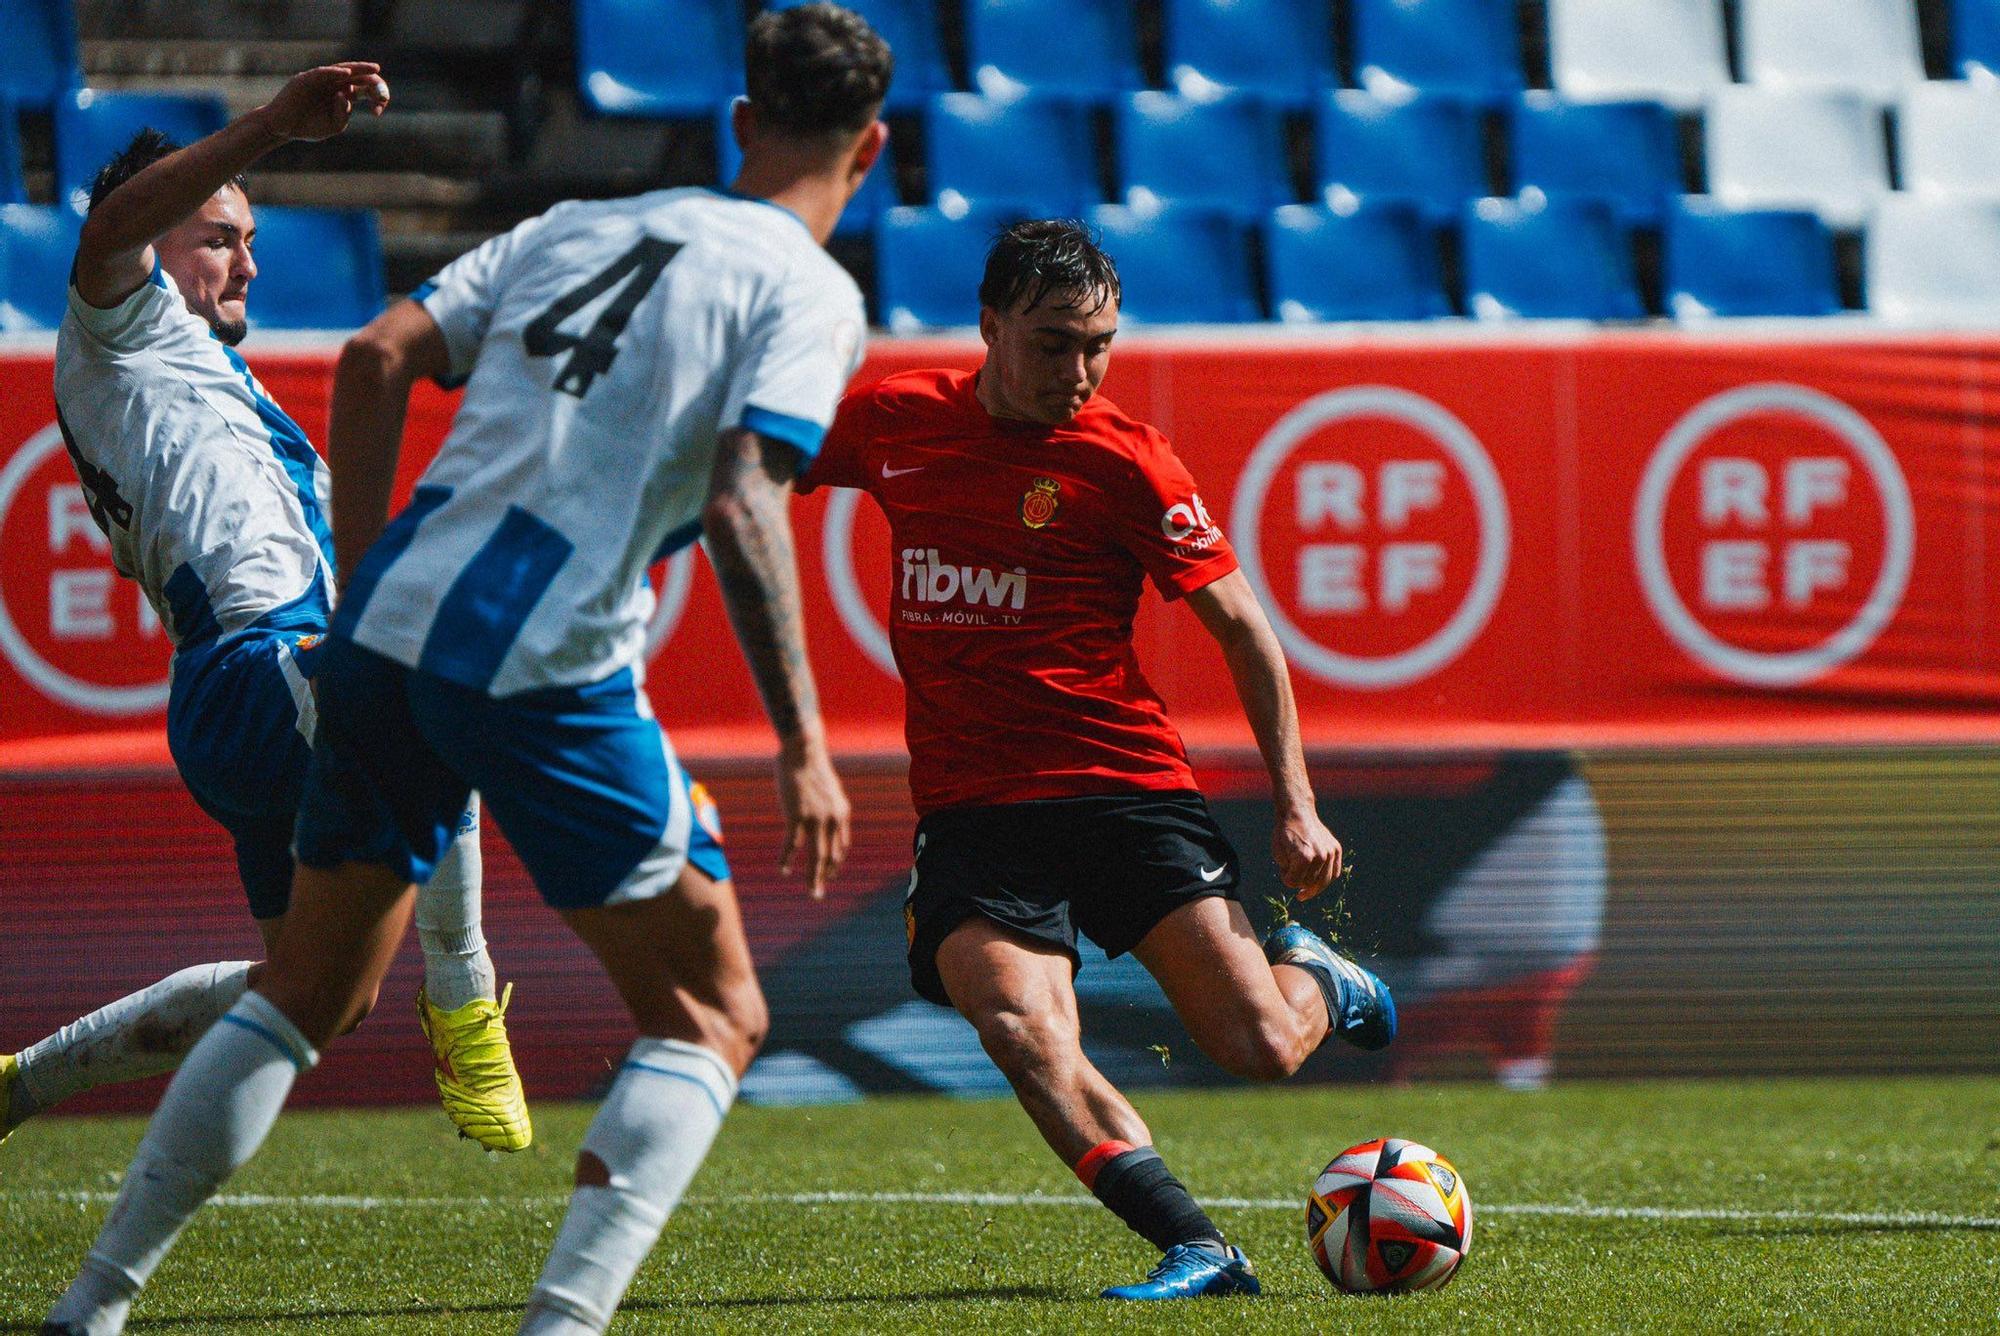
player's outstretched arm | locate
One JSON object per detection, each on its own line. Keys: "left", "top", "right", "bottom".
{"left": 1186, "top": 570, "right": 1343, "bottom": 898}
{"left": 74, "top": 62, "right": 390, "bottom": 309}
{"left": 326, "top": 299, "right": 449, "bottom": 584}
{"left": 703, "top": 427, "right": 851, "bottom": 898}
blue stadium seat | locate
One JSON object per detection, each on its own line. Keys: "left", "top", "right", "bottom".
{"left": 1163, "top": 0, "right": 1334, "bottom": 105}
{"left": 1351, "top": 0, "right": 1525, "bottom": 103}
{"left": 1509, "top": 94, "right": 1681, "bottom": 226}
{"left": 576, "top": 0, "right": 743, "bottom": 116}
{"left": 716, "top": 102, "right": 896, "bottom": 236}
{"left": 1960, "top": 0, "right": 2000, "bottom": 80}
{"left": 965, "top": 0, "right": 1142, "bottom": 102}
{"left": 56, "top": 90, "right": 229, "bottom": 213}
{"left": 1314, "top": 91, "right": 1487, "bottom": 221}
{"left": 926, "top": 94, "right": 1102, "bottom": 215}
{"left": 768, "top": 0, "right": 948, "bottom": 113}
{"left": 1, "top": 99, "right": 24, "bottom": 205}
{"left": 1087, "top": 205, "right": 1259, "bottom": 323}
{"left": 876, "top": 205, "right": 1012, "bottom": 330}
{"left": 1115, "top": 93, "right": 1290, "bottom": 220}
{"left": 1264, "top": 202, "right": 1448, "bottom": 322}
{"left": 1461, "top": 195, "right": 1644, "bottom": 320}
{"left": 243, "top": 208, "right": 385, "bottom": 331}
{"left": 1664, "top": 198, "right": 1839, "bottom": 319}
{"left": 0, "top": 203, "right": 82, "bottom": 330}
{"left": 0, "top": 0, "right": 79, "bottom": 110}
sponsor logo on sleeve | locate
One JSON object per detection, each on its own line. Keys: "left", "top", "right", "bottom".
{"left": 1161, "top": 492, "right": 1224, "bottom": 552}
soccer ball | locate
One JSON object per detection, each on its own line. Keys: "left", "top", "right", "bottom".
{"left": 1306, "top": 1137, "right": 1472, "bottom": 1294}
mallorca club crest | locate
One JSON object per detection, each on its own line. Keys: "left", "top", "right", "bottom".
{"left": 1020, "top": 476, "right": 1061, "bottom": 529}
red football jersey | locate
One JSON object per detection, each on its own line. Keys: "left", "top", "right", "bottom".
{"left": 802, "top": 368, "right": 1238, "bottom": 814}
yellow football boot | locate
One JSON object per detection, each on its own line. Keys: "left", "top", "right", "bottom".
{"left": 1, "top": 1052, "right": 20, "bottom": 1145}
{"left": 417, "top": 983, "right": 532, "bottom": 1152}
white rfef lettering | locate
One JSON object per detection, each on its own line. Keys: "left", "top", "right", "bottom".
{"left": 1295, "top": 463, "right": 1365, "bottom": 530}
{"left": 50, "top": 569, "right": 115, "bottom": 638}
{"left": 1700, "top": 458, "right": 1767, "bottom": 526}
{"left": 1378, "top": 461, "right": 1446, "bottom": 531}
{"left": 1784, "top": 541, "right": 1850, "bottom": 608}
{"left": 48, "top": 485, "right": 109, "bottom": 554}
{"left": 900, "top": 549, "right": 1028, "bottom": 611}
{"left": 1783, "top": 457, "right": 1849, "bottom": 527}
{"left": 1297, "top": 545, "right": 1366, "bottom": 614}
{"left": 1379, "top": 543, "right": 1447, "bottom": 612}
{"left": 1701, "top": 541, "right": 1770, "bottom": 610}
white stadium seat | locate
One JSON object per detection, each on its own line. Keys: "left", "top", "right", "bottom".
{"left": 1866, "top": 194, "right": 2000, "bottom": 324}
{"left": 1705, "top": 87, "right": 1890, "bottom": 227}
{"left": 1898, "top": 81, "right": 2000, "bottom": 198}
{"left": 1739, "top": 0, "right": 1924, "bottom": 102}
{"left": 1548, "top": 0, "right": 1731, "bottom": 109}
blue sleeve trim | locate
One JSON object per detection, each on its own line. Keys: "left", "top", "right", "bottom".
{"left": 410, "top": 279, "right": 438, "bottom": 303}
{"left": 148, "top": 257, "right": 167, "bottom": 290}
{"left": 740, "top": 406, "right": 826, "bottom": 469}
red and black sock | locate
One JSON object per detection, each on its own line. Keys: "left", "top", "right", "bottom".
{"left": 1074, "top": 1140, "right": 1225, "bottom": 1254}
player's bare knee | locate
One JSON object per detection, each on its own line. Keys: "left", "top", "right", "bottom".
{"left": 1208, "top": 1017, "right": 1306, "bottom": 1083}
{"left": 336, "top": 981, "right": 383, "bottom": 1036}
{"left": 718, "top": 980, "right": 769, "bottom": 1066}
{"left": 972, "top": 1007, "right": 1076, "bottom": 1087}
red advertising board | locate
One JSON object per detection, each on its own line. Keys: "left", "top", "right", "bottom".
{"left": 3, "top": 330, "right": 1998, "bottom": 767}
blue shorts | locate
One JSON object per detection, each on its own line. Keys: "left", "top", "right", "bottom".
{"left": 168, "top": 627, "right": 325, "bottom": 919}
{"left": 295, "top": 636, "right": 729, "bottom": 909}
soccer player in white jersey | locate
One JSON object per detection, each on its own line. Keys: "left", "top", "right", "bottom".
{"left": 3, "top": 64, "right": 531, "bottom": 1162}
{"left": 44, "top": 7, "right": 892, "bottom": 1333}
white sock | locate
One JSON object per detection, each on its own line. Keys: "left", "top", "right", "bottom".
{"left": 520, "top": 1038, "right": 738, "bottom": 1334}
{"left": 416, "top": 798, "right": 496, "bottom": 1012}
{"left": 11, "top": 961, "right": 254, "bottom": 1128}
{"left": 44, "top": 991, "right": 316, "bottom": 1333}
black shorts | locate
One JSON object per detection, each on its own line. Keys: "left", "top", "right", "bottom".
{"left": 904, "top": 790, "right": 1243, "bottom": 1007}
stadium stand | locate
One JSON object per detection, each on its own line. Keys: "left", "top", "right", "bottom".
{"left": 1087, "top": 204, "right": 1258, "bottom": 323}
{"left": 1264, "top": 201, "right": 1449, "bottom": 322}
{"left": 876, "top": 204, "right": 1008, "bottom": 330}
{"left": 963, "top": 0, "right": 1142, "bottom": 102}
{"left": 0, "top": 0, "right": 79, "bottom": 110}
{"left": 1546, "top": 0, "right": 1731, "bottom": 110}
{"left": 1961, "top": 0, "right": 2000, "bottom": 82}
{"left": 240, "top": 206, "right": 385, "bottom": 331}
{"left": 1704, "top": 87, "right": 1890, "bottom": 228}
{"left": 1866, "top": 194, "right": 2000, "bottom": 322}
{"left": 1162, "top": 0, "right": 1334, "bottom": 106}
{"left": 1664, "top": 198, "right": 1841, "bottom": 319}
{"left": 1314, "top": 91, "right": 1488, "bottom": 221}
{"left": 926, "top": 92, "right": 1101, "bottom": 215}
{"left": 1898, "top": 80, "right": 2000, "bottom": 198}
{"left": 717, "top": 101, "right": 897, "bottom": 236}
{"left": 1115, "top": 92, "right": 1291, "bottom": 220}
{"left": 1462, "top": 195, "right": 1644, "bottom": 320}
{"left": 771, "top": 0, "right": 948, "bottom": 113}
{"left": 55, "top": 89, "right": 228, "bottom": 214}
{"left": 1739, "top": 0, "right": 1925, "bottom": 102}
{"left": 0, "top": 201, "right": 79, "bottom": 330}
{"left": 1350, "top": 0, "right": 1525, "bottom": 103}
{"left": 1508, "top": 93, "right": 1681, "bottom": 225}
{"left": 0, "top": 100, "right": 23, "bottom": 205}
{"left": 575, "top": 0, "right": 743, "bottom": 116}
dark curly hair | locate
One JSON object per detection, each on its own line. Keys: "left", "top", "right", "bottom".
{"left": 746, "top": 3, "right": 893, "bottom": 138}
{"left": 88, "top": 128, "right": 245, "bottom": 215}
{"left": 978, "top": 218, "right": 1122, "bottom": 317}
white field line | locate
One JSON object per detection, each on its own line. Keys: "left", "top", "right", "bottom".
{"left": 8, "top": 1188, "right": 2000, "bottom": 1230}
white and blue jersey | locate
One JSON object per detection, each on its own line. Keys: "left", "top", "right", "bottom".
{"left": 54, "top": 265, "right": 336, "bottom": 916}
{"left": 335, "top": 187, "right": 865, "bottom": 697}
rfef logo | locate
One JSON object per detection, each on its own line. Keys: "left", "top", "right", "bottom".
{"left": 0, "top": 424, "right": 171, "bottom": 714}
{"left": 1232, "top": 387, "right": 1511, "bottom": 690}
{"left": 1632, "top": 384, "right": 1914, "bottom": 687}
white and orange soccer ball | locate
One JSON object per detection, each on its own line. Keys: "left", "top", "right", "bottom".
{"left": 1306, "top": 1137, "right": 1472, "bottom": 1294}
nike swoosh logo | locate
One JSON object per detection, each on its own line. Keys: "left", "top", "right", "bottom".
{"left": 881, "top": 463, "right": 925, "bottom": 478}
{"left": 1198, "top": 865, "right": 1226, "bottom": 882}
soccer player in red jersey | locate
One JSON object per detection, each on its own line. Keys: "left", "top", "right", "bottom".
{"left": 802, "top": 220, "right": 1396, "bottom": 1300}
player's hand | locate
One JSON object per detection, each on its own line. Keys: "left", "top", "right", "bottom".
{"left": 777, "top": 737, "right": 851, "bottom": 900}
{"left": 1273, "top": 805, "right": 1342, "bottom": 900}
{"left": 257, "top": 63, "right": 391, "bottom": 144}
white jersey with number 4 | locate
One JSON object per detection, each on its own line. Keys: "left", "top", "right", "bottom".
{"left": 336, "top": 186, "right": 865, "bottom": 697}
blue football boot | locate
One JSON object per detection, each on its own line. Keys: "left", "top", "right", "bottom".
{"left": 1265, "top": 922, "right": 1397, "bottom": 1051}
{"left": 1101, "top": 1242, "right": 1262, "bottom": 1300}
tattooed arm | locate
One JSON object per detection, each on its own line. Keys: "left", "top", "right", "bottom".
{"left": 702, "top": 427, "right": 851, "bottom": 896}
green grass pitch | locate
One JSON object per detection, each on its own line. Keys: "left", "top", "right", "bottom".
{"left": 5, "top": 1078, "right": 1998, "bottom": 1332}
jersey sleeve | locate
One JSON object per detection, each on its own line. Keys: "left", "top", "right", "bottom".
{"left": 65, "top": 261, "right": 199, "bottom": 354}
{"left": 411, "top": 216, "right": 541, "bottom": 388}
{"left": 719, "top": 264, "right": 866, "bottom": 473}
{"left": 1112, "top": 429, "right": 1239, "bottom": 600}
{"left": 796, "top": 385, "right": 883, "bottom": 494}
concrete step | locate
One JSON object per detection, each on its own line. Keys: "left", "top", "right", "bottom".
{"left": 382, "top": 229, "right": 495, "bottom": 294}
{"left": 244, "top": 170, "right": 483, "bottom": 212}
{"left": 81, "top": 40, "right": 349, "bottom": 79}
{"left": 259, "top": 110, "right": 509, "bottom": 174}
{"left": 77, "top": 0, "right": 357, "bottom": 42}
